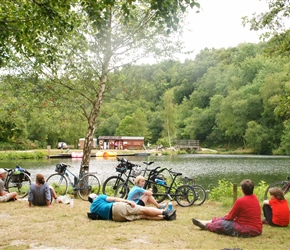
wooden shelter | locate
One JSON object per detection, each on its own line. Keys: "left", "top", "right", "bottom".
{"left": 98, "top": 136, "right": 145, "bottom": 150}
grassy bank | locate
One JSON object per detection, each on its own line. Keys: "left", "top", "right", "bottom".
{"left": 0, "top": 147, "right": 257, "bottom": 160}
{"left": 1, "top": 199, "right": 289, "bottom": 250}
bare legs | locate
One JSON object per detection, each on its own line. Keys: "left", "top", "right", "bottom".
{"left": 7, "top": 192, "right": 17, "bottom": 201}
{"left": 138, "top": 206, "right": 175, "bottom": 220}
{"left": 139, "top": 206, "right": 163, "bottom": 216}
{"left": 140, "top": 193, "right": 161, "bottom": 208}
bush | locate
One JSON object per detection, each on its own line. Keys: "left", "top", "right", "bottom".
{"left": 209, "top": 179, "right": 268, "bottom": 207}
{"left": 0, "top": 151, "right": 46, "bottom": 160}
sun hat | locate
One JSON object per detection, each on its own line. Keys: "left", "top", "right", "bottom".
{"left": 88, "top": 193, "right": 98, "bottom": 203}
{"left": 0, "top": 168, "right": 6, "bottom": 174}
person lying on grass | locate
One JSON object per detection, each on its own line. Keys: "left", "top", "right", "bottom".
{"left": 88, "top": 193, "right": 176, "bottom": 222}
{"left": 192, "top": 179, "right": 262, "bottom": 237}
{"left": 127, "top": 175, "right": 166, "bottom": 209}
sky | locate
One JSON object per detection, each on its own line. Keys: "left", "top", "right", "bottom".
{"left": 180, "top": 0, "right": 269, "bottom": 60}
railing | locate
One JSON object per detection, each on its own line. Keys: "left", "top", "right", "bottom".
{"left": 175, "top": 140, "right": 200, "bottom": 149}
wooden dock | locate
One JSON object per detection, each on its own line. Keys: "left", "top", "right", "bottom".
{"left": 175, "top": 140, "right": 200, "bottom": 150}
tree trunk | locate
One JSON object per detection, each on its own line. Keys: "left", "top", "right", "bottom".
{"left": 80, "top": 8, "right": 112, "bottom": 175}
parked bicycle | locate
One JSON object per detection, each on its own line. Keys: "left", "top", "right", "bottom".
{"left": 4, "top": 166, "right": 31, "bottom": 198}
{"left": 182, "top": 177, "right": 206, "bottom": 205}
{"left": 143, "top": 166, "right": 196, "bottom": 207}
{"left": 46, "top": 163, "right": 101, "bottom": 201}
{"left": 102, "top": 157, "right": 154, "bottom": 198}
{"left": 264, "top": 176, "right": 290, "bottom": 200}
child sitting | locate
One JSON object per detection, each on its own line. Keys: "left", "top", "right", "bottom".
{"left": 263, "top": 187, "right": 289, "bottom": 227}
{"left": 127, "top": 175, "right": 166, "bottom": 209}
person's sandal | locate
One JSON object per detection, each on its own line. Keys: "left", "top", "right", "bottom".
{"left": 192, "top": 218, "right": 206, "bottom": 230}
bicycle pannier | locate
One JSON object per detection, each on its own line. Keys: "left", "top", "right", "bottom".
{"left": 55, "top": 164, "right": 66, "bottom": 174}
{"left": 116, "top": 163, "right": 127, "bottom": 173}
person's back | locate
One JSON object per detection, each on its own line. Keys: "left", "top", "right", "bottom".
{"left": 263, "top": 187, "right": 289, "bottom": 227}
{"left": 271, "top": 198, "right": 289, "bottom": 226}
{"left": 225, "top": 194, "right": 262, "bottom": 232}
{"left": 192, "top": 179, "right": 262, "bottom": 237}
{"left": 28, "top": 182, "right": 51, "bottom": 206}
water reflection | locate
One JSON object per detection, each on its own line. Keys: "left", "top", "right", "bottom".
{"left": 1, "top": 154, "right": 289, "bottom": 192}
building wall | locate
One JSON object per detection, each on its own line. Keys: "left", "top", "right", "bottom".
{"left": 98, "top": 136, "right": 144, "bottom": 150}
{"left": 78, "top": 138, "right": 97, "bottom": 149}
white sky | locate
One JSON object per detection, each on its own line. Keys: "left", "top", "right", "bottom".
{"left": 180, "top": 0, "right": 269, "bottom": 60}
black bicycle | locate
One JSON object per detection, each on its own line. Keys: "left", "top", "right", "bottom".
{"left": 143, "top": 166, "right": 196, "bottom": 207}
{"left": 264, "top": 176, "right": 290, "bottom": 200}
{"left": 4, "top": 166, "right": 32, "bottom": 198}
{"left": 102, "top": 157, "right": 154, "bottom": 198}
{"left": 182, "top": 176, "right": 207, "bottom": 205}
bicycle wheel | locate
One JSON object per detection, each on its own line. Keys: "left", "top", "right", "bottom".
{"left": 77, "top": 174, "right": 101, "bottom": 201}
{"left": 6, "top": 172, "right": 31, "bottom": 198}
{"left": 192, "top": 184, "right": 206, "bottom": 205}
{"left": 175, "top": 184, "right": 196, "bottom": 207}
{"left": 114, "top": 183, "right": 130, "bottom": 198}
{"left": 102, "top": 176, "right": 125, "bottom": 196}
{"left": 152, "top": 183, "right": 169, "bottom": 203}
{"left": 264, "top": 180, "right": 290, "bottom": 200}
{"left": 46, "top": 173, "right": 68, "bottom": 196}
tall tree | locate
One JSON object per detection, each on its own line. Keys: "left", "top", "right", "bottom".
{"left": 162, "top": 89, "right": 177, "bottom": 147}
{"left": 243, "top": 0, "right": 290, "bottom": 56}
{"left": 5, "top": 1, "right": 200, "bottom": 172}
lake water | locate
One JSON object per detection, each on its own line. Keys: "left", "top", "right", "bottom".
{"left": 1, "top": 154, "right": 289, "bottom": 192}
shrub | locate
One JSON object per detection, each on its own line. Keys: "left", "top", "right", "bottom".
{"left": 209, "top": 179, "right": 269, "bottom": 207}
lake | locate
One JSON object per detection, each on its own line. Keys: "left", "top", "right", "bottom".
{"left": 1, "top": 154, "right": 289, "bottom": 192}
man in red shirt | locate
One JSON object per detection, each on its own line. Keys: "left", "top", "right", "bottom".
{"left": 192, "top": 179, "right": 262, "bottom": 237}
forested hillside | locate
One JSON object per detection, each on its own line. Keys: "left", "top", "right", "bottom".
{"left": 2, "top": 42, "right": 290, "bottom": 155}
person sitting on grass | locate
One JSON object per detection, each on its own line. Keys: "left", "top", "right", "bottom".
{"left": 127, "top": 175, "right": 166, "bottom": 209}
{"left": 28, "top": 173, "right": 61, "bottom": 208}
{"left": 88, "top": 193, "right": 176, "bottom": 222}
{"left": 0, "top": 168, "right": 17, "bottom": 202}
{"left": 262, "top": 187, "right": 289, "bottom": 227}
{"left": 192, "top": 179, "right": 262, "bottom": 237}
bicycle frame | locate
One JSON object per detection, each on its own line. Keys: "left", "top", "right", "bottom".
{"left": 61, "top": 167, "right": 98, "bottom": 190}
{"left": 61, "top": 168, "right": 80, "bottom": 189}
{"left": 103, "top": 157, "right": 148, "bottom": 198}
{"left": 144, "top": 167, "right": 183, "bottom": 200}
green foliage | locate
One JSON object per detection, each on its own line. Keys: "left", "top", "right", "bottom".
{"left": 209, "top": 179, "right": 236, "bottom": 202}
{"left": 0, "top": 151, "right": 45, "bottom": 160}
{"left": 209, "top": 179, "right": 269, "bottom": 206}
{"left": 245, "top": 121, "right": 273, "bottom": 154}
{"left": 2, "top": 40, "right": 290, "bottom": 155}
{"left": 242, "top": 0, "right": 290, "bottom": 56}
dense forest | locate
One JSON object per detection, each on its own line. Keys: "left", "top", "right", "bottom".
{"left": 1, "top": 0, "right": 290, "bottom": 160}
{"left": 1, "top": 42, "right": 290, "bottom": 155}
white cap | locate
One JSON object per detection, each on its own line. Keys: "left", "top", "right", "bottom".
{"left": 0, "top": 168, "right": 6, "bottom": 174}
{"left": 88, "top": 193, "right": 98, "bottom": 203}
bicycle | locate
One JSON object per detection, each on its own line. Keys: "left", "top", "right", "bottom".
{"left": 181, "top": 177, "right": 206, "bottom": 205}
{"left": 263, "top": 176, "right": 290, "bottom": 200}
{"left": 4, "top": 166, "right": 32, "bottom": 198}
{"left": 46, "top": 163, "right": 101, "bottom": 201}
{"left": 143, "top": 166, "right": 196, "bottom": 207}
{"left": 102, "top": 157, "right": 154, "bottom": 198}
